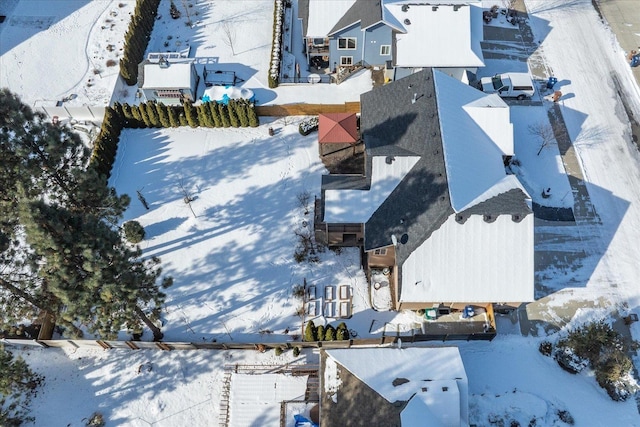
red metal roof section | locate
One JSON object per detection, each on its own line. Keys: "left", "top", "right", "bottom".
{"left": 318, "top": 113, "right": 359, "bottom": 144}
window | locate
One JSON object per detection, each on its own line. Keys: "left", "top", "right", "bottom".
{"left": 338, "top": 37, "right": 356, "bottom": 50}
{"left": 380, "top": 45, "right": 391, "bottom": 56}
{"left": 340, "top": 56, "right": 353, "bottom": 66}
{"left": 373, "top": 248, "right": 387, "bottom": 256}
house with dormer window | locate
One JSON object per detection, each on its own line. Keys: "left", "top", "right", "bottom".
{"left": 314, "top": 68, "right": 534, "bottom": 315}
{"left": 298, "top": 0, "right": 484, "bottom": 82}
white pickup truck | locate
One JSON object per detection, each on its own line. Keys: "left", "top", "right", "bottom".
{"left": 477, "top": 73, "right": 535, "bottom": 100}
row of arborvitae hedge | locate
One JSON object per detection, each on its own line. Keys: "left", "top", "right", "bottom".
{"left": 304, "top": 320, "right": 350, "bottom": 342}
{"left": 268, "top": 0, "right": 285, "bottom": 88}
{"left": 120, "top": 0, "right": 161, "bottom": 86}
{"left": 89, "top": 99, "right": 259, "bottom": 179}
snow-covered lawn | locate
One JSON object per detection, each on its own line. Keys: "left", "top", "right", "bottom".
{"left": 3, "top": 0, "right": 640, "bottom": 425}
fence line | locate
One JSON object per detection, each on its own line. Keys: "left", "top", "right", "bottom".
{"left": 2, "top": 331, "right": 494, "bottom": 352}
{"left": 255, "top": 102, "right": 360, "bottom": 117}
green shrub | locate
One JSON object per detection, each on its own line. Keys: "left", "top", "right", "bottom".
{"left": 539, "top": 341, "right": 552, "bottom": 356}
{"left": 304, "top": 321, "right": 316, "bottom": 342}
{"left": 123, "top": 221, "right": 145, "bottom": 243}
{"left": 274, "top": 346, "right": 283, "bottom": 356}
{"left": 324, "top": 325, "right": 336, "bottom": 341}
{"left": 293, "top": 346, "right": 301, "bottom": 357}
{"left": 316, "top": 325, "right": 325, "bottom": 341}
{"left": 336, "top": 322, "right": 350, "bottom": 341}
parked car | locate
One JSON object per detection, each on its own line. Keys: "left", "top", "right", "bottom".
{"left": 477, "top": 72, "right": 535, "bottom": 100}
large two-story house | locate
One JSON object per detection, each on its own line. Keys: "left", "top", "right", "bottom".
{"left": 298, "top": 0, "right": 484, "bottom": 82}
{"left": 314, "top": 68, "right": 534, "bottom": 314}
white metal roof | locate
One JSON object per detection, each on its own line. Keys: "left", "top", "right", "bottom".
{"left": 434, "top": 70, "right": 519, "bottom": 212}
{"left": 306, "top": 0, "right": 356, "bottom": 37}
{"left": 386, "top": 2, "right": 484, "bottom": 68}
{"left": 142, "top": 61, "right": 194, "bottom": 90}
{"left": 401, "top": 213, "right": 535, "bottom": 304}
{"left": 324, "top": 156, "right": 420, "bottom": 223}
{"left": 401, "top": 380, "right": 463, "bottom": 427}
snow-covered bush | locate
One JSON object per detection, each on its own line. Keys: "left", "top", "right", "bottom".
{"left": 552, "top": 320, "right": 637, "bottom": 401}
{"left": 298, "top": 116, "right": 319, "bottom": 136}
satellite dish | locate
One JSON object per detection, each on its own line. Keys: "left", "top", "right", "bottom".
{"left": 391, "top": 234, "right": 398, "bottom": 247}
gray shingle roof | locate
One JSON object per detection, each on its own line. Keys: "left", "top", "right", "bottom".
{"left": 361, "top": 69, "right": 532, "bottom": 267}
{"left": 329, "top": 0, "right": 383, "bottom": 35}
{"left": 361, "top": 69, "right": 452, "bottom": 266}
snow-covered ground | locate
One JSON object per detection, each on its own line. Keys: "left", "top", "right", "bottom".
{"left": 2, "top": 0, "right": 640, "bottom": 425}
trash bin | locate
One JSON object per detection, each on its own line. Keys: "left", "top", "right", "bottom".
{"left": 546, "top": 76, "right": 558, "bottom": 89}
{"left": 631, "top": 55, "right": 640, "bottom": 68}
{"left": 462, "top": 305, "right": 475, "bottom": 319}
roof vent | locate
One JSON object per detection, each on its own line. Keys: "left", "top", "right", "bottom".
{"left": 454, "top": 5, "right": 461, "bottom": 11}
{"left": 385, "top": 156, "right": 395, "bottom": 164}
{"left": 512, "top": 214, "right": 524, "bottom": 223}
{"left": 401, "top": 4, "right": 409, "bottom": 12}
{"left": 400, "top": 234, "right": 409, "bottom": 244}
{"left": 432, "top": 6, "right": 438, "bottom": 11}
{"left": 483, "top": 214, "right": 497, "bottom": 223}
{"left": 404, "top": 18, "right": 411, "bottom": 25}
{"left": 455, "top": 214, "right": 467, "bottom": 224}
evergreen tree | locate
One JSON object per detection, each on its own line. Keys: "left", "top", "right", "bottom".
{"left": 184, "top": 101, "right": 199, "bottom": 127}
{"left": 324, "top": 324, "right": 336, "bottom": 341}
{"left": 130, "top": 104, "right": 145, "bottom": 128}
{"left": 304, "top": 320, "right": 316, "bottom": 342}
{"left": 145, "top": 102, "right": 160, "bottom": 127}
{"left": 247, "top": 102, "right": 259, "bottom": 127}
{"left": 0, "top": 345, "right": 42, "bottom": 426}
{"left": 217, "top": 102, "right": 231, "bottom": 127}
{"left": 208, "top": 101, "right": 222, "bottom": 127}
{"left": 235, "top": 100, "right": 249, "bottom": 127}
{"left": 156, "top": 103, "right": 171, "bottom": 128}
{"left": 178, "top": 110, "right": 188, "bottom": 127}
{"left": 167, "top": 105, "right": 180, "bottom": 128}
{"left": 138, "top": 102, "right": 152, "bottom": 127}
{"left": 336, "top": 322, "right": 350, "bottom": 340}
{"left": 316, "top": 324, "right": 325, "bottom": 341}
{"left": 227, "top": 101, "right": 240, "bottom": 127}
{"left": 0, "top": 90, "right": 169, "bottom": 341}
{"left": 196, "top": 105, "right": 209, "bottom": 128}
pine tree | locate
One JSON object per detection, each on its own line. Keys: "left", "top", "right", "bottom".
{"left": 184, "top": 101, "right": 199, "bottom": 127}
{"left": 0, "top": 345, "right": 42, "bottom": 426}
{"left": 336, "top": 322, "right": 350, "bottom": 340}
{"left": 0, "top": 90, "right": 170, "bottom": 341}
{"left": 316, "top": 324, "right": 325, "bottom": 341}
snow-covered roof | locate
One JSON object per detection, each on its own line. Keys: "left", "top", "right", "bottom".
{"left": 401, "top": 380, "right": 462, "bottom": 427}
{"left": 401, "top": 213, "right": 535, "bottom": 303}
{"left": 142, "top": 61, "right": 195, "bottom": 90}
{"left": 386, "top": 1, "right": 484, "bottom": 68}
{"left": 324, "top": 156, "right": 420, "bottom": 223}
{"left": 229, "top": 373, "right": 308, "bottom": 426}
{"left": 306, "top": 0, "right": 356, "bottom": 36}
{"left": 434, "top": 70, "right": 519, "bottom": 212}
{"left": 325, "top": 347, "right": 468, "bottom": 425}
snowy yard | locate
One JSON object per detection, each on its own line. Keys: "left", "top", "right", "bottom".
{"left": 2, "top": 0, "right": 640, "bottom": 425}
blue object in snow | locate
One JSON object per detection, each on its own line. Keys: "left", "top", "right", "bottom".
{"left": 546, "top": 76, "right": 558, "bottom": 89}
{"left": 462, "top": 305, "right": 475, "bottom": 319}
{"left": 294, "top": 414, "right": 318, "bottom": 427}
{"left": 631, "top": 55, "right": 640, "bottom": 67}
